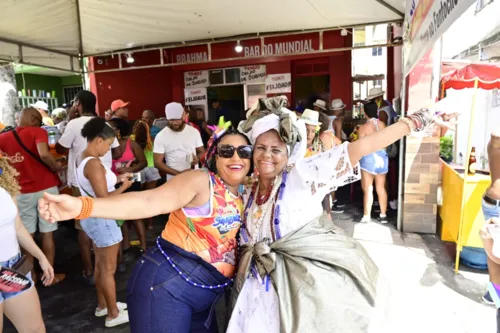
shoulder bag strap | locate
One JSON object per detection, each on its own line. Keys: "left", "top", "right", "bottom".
{"left": 11, "top": 130, "right": 54, "bottom": 173}
{"left": 75, "top": 159, "right": 95, "bottom": 198}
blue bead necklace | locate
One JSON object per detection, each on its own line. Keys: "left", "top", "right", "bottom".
{"left": 156, "top": 237, "right": 232, "bottom": 289}
{"left": 155, "top": 173, "right": 239, "bottom": 290}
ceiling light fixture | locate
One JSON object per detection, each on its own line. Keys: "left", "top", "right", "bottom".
{"left": 341, "top": 29, "right": 348, "bottom": 37}
{"left": 126, "top": 53, "right": 135, "bottom": 64}
{"left": 235, "top": 41, "right": 243, "bottom": 53}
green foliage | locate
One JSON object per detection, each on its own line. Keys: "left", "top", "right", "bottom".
{"left": 440, "top": 136, "right": 453, "bottom": 162}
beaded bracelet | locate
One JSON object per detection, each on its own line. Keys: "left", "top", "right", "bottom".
{"left": 398, "top": 117, "right": 416, "bottom": 135}
{"left": 75, "top": 197, "right": 94, "bottom": 220}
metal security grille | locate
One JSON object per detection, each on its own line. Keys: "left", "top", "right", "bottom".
{"left": 63, "top": 85, "right": 83, "bottom": 104}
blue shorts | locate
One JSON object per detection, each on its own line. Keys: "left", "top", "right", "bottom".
{"left": 483, "top": 199, "right": 500, "bottom": 221}
{"left": 0, "top": 253, "right": 33, "bottom": 303}
{"left": 360, "top": 150, "right": 389, "bottom": 175}
{"left": 80, "top": 218, "right": 123, "bottom": 248}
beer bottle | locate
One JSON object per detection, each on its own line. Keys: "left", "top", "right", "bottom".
{"left": 468, "top": 147, "right": 477, "bottom": 175}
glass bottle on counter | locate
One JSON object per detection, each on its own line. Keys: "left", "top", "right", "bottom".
{"left": 468, "top": 147, "right": 477, "bottom": 175}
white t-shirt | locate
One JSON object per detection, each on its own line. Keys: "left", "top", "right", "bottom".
{"left": 153, "top": 125, "right": 203, "bottom": 180}
{"left": 0, "top": 187, "right": 19, "bottom": 261}
{"left": 58, "top": 116, "right": 119, "bottom": 187}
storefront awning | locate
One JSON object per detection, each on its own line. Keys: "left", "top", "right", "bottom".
{"left": 441, "top": 63, "right": 500, "bottom": 91}
{"left": 0, "top": 0, "right": 404, "bottom": 73}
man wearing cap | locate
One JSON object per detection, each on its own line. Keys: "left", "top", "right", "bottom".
{"left": 31, "top": 100, "right": 54, "bottom": 126}
{"left": 153, "top": 102, "right": 204, "bottom": 181}
{"left": 313, "top": 99, "right": 327, "bottom": 113}
{"left": 56, "top": 90, "right": 122, "bottom": 285}
{"left": 111, "top": 99, "right": 129, "bottom": 119}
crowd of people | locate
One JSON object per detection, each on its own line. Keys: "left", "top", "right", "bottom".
{"left": 0, "top": 89, "right": 460, "bottom": 332}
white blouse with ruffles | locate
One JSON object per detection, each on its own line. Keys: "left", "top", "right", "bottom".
{"left": 227, "top": 141, "right": 361, "bottom": 333}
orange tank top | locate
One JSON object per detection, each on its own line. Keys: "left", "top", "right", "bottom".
{"left": 161, "top": 171, "right": 243, "bottom": 277}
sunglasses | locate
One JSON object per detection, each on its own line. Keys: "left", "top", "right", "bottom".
{"left": 217, "top": 144, "right": 252, "bottom": 159}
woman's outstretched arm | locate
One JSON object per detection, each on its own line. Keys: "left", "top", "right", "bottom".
{"left": 38, "top": 170, "right": 209, "bottom": 223}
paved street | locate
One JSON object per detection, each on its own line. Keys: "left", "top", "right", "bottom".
{"left": 4, "top": 205, "right": 495, "bottom": 332}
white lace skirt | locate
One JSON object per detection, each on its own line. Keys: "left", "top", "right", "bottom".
{"left": 226, "top": 275, "right": 280, "bottom": 333}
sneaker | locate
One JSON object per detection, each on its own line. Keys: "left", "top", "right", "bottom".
{"left": 331, "top": 203, "right": 344, "bottom": 214}
{"left": 333, "top": 200, "right": 345, "bottom": 208}
{"left": 389, "top": 200, "right": 398, "bottom": 211}
{"left": 105, "top": 309, "right": 129, "bottom": 327}
{"left": 95, "top": 302, "right": 128, "bottom": 317}
{"left": 377, "top": 215, "right": 388, "bottom": 224}
{"left": 483, "top": 291, "right": 495, "bottom": 305}
{"left": 356, "top": 216, "right": 372, "bottom": 223}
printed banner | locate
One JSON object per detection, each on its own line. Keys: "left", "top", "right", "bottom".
{"left": 403, "top": 0, "right": 475, "bottom": 76}
{"left": 184, "top": 88, "right": 208, "bottom": 105}
{"left": 184, "top": 71, "right": 209, "bottom": 88}
{"left": 265, "top": 74, "right": 292, "bottom": 94}
{"left": 240, "top": 65, "right": 267, "bottom": 83}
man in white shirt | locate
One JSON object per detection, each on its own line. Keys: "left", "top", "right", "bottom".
{"left": 55, "top": 90, "right": 121, "bottom": 284}
{"left": 154, "top": 102, "right": 205, "bottom": 181}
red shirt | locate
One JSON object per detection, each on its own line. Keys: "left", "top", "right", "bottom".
{"left": 0, "top": 127, "right": 60, "bottom": 194}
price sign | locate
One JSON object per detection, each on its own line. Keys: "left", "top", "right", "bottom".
{"left": 265, "top": 73, "right": 292, "bottom": 94}
{"left": 184, "top": 71, "right": 209, "bottom": 88}
{"left": 240, "top": 65, "right": 266, "bottom": 83}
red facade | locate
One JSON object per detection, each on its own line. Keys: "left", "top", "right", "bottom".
{"left": 90, "top": 30, "right": 353, "bottom": 119}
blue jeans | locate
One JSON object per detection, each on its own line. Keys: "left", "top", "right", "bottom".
{"left": 80, "top": 217, "right": 122, "bottom": 248}
{"left": 127, "top": 238, "right": 230, "bottom": 333}
{"left": 0, "top": 253, "right": 33, "bottom": 303}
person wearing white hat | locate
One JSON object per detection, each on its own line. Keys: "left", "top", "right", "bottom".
{"left": 313, "top": 99, "right": 327, "bottom": 112}
{"left": 368, "top": 87, "right": 398, "bottom": 211}
{"left": 329, "top": 98, "right": 348, "bottom": 213}
{"left": 153, "top": 102, "right": 205, "bottom": 181}
{"left": 30, "top": 101, "right": 54, "bottom": 126}
{"left": 301, "top": 109, "right": 322, "bottom": 154}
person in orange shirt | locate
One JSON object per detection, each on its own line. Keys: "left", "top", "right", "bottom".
{"left": 38, "top": 124, "right": 253, "bottom": 333}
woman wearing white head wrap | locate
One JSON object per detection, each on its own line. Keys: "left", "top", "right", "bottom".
{"left": 227, "top": 97, "right": 459, "bottom": 333}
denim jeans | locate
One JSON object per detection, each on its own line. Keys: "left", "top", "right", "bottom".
{"left": 127, "top": 238, "right": 230, "bottom": 333}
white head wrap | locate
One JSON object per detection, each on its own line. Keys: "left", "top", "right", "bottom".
{"left": 238, "top": 107, "right": 306, "bottom": 165}
{"left": 165, "top": 102, "right": 184, "bottom": 120}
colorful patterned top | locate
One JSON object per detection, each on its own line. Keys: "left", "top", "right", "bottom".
{"left": 161, "top": 171, "right": 243, "bottom": 277}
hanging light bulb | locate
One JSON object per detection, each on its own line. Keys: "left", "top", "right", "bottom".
{"left": 235, "top": 41, "right": 243, "bottom": 53}
{"left": 126, "top": 53, "right": 135, "bottom": 64}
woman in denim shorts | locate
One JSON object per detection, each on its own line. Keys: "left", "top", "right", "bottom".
{"left": 76, "top": 118, "right": 133, "bottom": 328}
{"left": 0, "top": 153, "right": 54, "bottom": 332}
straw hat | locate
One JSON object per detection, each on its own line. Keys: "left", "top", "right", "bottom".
{"left": 313, "top": 99, "right": 327, "bottom": 110}
{"left": 331, "top": 98, "right": 346, "bottom": 110}
{"left": 301, "top": 109, "right": 322, "bottom": 126}
{"left": 367, "top": 87, "right": 385, "bottom": 100}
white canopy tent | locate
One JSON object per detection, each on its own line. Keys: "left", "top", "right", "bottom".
{"left": 0, "top": 0, "right": 405, "bottom": 73}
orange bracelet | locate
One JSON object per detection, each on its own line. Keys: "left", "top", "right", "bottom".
{"left": 75, "top": 197, "right": 94, "bottom": 220}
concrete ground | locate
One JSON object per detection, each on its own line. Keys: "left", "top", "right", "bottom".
{"left": 3, "top": 204, "right": 495, "bottom": 333}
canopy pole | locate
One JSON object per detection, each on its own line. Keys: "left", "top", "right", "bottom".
{"left": 455, "top": 78, "right": 479, "bottom": 274}
{"left": 75, "top": 0, "right": 86, "bottom": 89}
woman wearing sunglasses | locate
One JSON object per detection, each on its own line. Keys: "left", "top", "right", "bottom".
{"left": 38, "top": 124, "right": 253, "bottom": 333}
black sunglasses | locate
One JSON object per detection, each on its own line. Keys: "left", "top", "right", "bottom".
{"left": 217, "top": 144, "right": 252, "bottom": 159}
